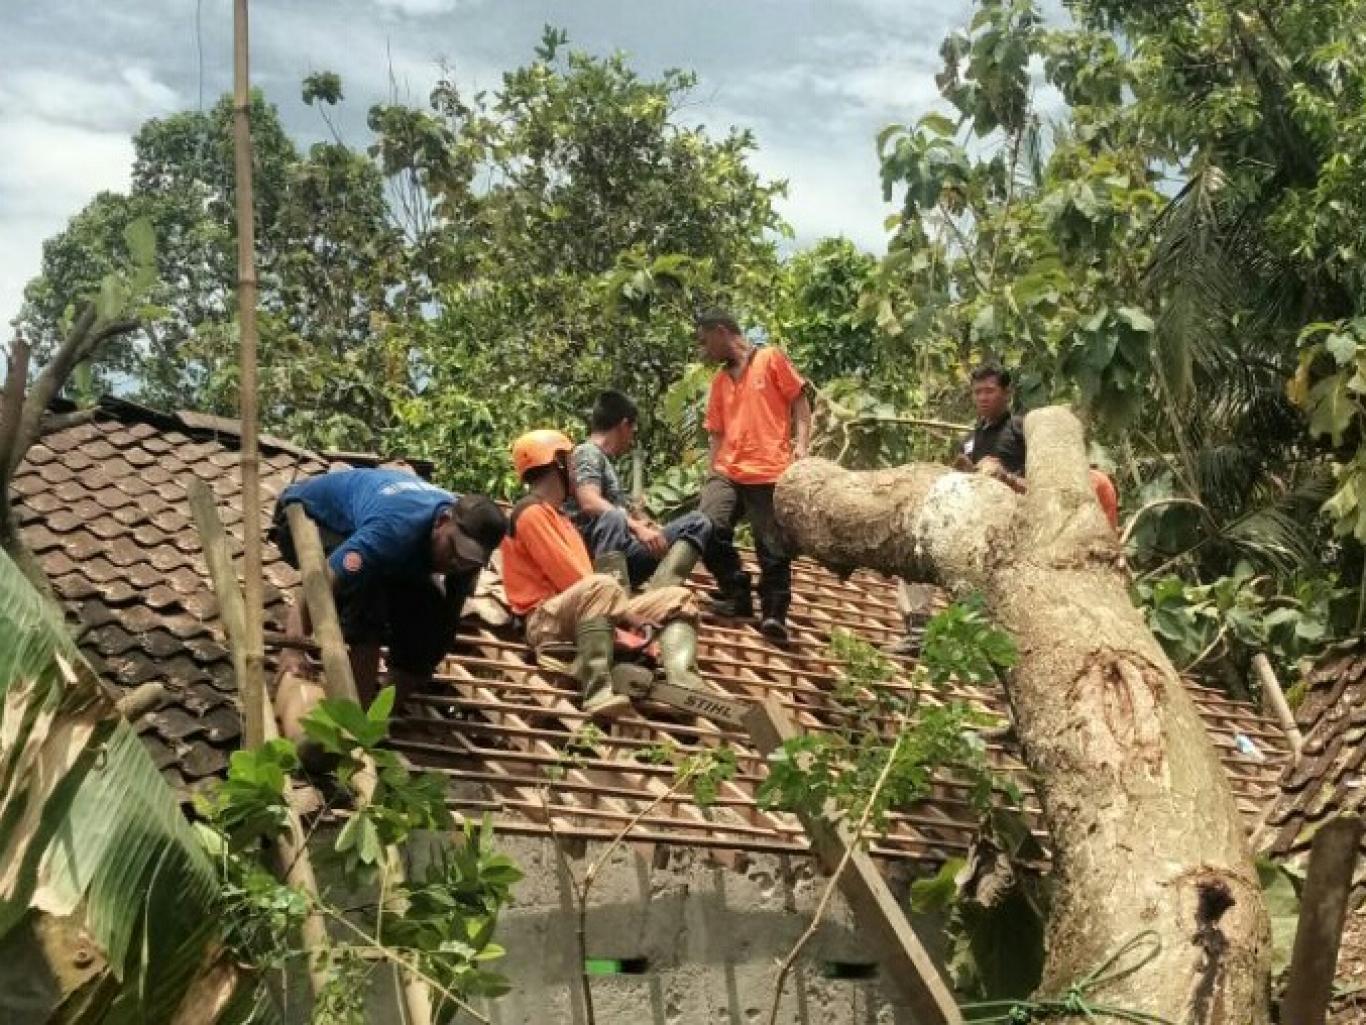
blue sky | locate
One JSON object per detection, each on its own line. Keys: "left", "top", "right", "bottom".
{"left": 0, "top": 0, "right": 977, "bottom": 325}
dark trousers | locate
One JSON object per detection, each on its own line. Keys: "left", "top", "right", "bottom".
{"left": 269, "top": 502, "right": 475, "bottom": 677}
{"left": 697, "top": 474, "right": 792, "bottom": 621}
{"left": 580, "top": 507, "right": 712, "bottom": 587}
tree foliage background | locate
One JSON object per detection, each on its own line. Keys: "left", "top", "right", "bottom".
{"left": 18, "top": 7, "right": 1366, "bottom": 692}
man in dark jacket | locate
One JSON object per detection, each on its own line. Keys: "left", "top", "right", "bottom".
{"left": 953, "top": 363, "right": 1027, "bottom": 491}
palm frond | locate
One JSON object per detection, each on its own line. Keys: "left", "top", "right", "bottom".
{"left": 0, "top": 548, "right": 227, "bottom": 1023}
{"left": 1204, "top": 469, "right": 1332, "bottom": 577}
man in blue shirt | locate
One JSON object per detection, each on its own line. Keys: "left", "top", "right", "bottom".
{"left": 270, "top": 467, "right": 508, "bottom": 706}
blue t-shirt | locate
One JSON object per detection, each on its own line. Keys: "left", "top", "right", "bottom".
{"left": 280, "top": 469, "right": 454, "bottom": 589}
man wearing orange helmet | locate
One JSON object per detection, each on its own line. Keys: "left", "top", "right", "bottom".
{"left": 502, "top": 429, "right": 706, "bottom": 718}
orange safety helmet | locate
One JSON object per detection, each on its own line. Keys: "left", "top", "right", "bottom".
{"left": 512, "top": 429, "right": 573, "bottom": 479}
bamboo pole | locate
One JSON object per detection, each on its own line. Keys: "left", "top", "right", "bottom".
{"left": 284, "top": 504, "right": 359, "bottom": 702}
{"left": 282, "top": 502, "right": 432, "bottom": 1025}
{"left": 1252, "top": 654, "right": 1303, "bottom": 762}
{"left": 188, "top": 480, "right": 330, "bottom": 997}
{"left": 231, "top": 0, "right": 269, "bottom": 761}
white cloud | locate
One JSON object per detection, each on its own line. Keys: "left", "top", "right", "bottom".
{"left": 0, "top": 66, "right": 180, "bottom": 132}
{"left": 0, "top": 118, "right": 134, "bottom": 325}
{"left": 754, "top": 139, "right": 894, "bottom": 253}
{"left": 369, "top": 0, "right": 479, "bottom": 15}
{"left": 0, "top": 61, "right": 175, "bottom": 325}
{"left": 121, "top": 65, "right": 181, "bottom": 112}
{"left": 0, "top": 0, "right": 977, "bottom": 328}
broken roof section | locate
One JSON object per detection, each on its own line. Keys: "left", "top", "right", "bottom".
{"left": 13, "top": 397, "right": 1291, "bottom": 864}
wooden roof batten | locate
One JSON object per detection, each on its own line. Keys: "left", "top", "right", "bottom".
{"left": 10, "top": 397, "right": 1290, "bottom": 861}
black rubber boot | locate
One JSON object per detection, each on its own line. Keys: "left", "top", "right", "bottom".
{"left": 759, "top": 592, "right": 790, "bottom": 643}
{"left": 706, "top": 572, "right": 753, "bottom": 618}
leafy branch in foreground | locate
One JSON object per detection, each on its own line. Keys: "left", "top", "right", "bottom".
{"left": 194, "top": 687, "right": 521, "bottom": 1022}
{"left": 760, "top": 602, "right": 1020, "bottom": 829}
{"left": 542, "top": 735, "right": 738, "bottom": 1025}
{"left": 760, "top": 601, "right": 1020, "bottom": 1021}
{"left": 300, "top": 686, "right": 451, "bottom": 886}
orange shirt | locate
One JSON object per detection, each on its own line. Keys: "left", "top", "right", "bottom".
{"left": 1089, "top": 468, "right": 1119, "bottom": 530}
{"left": 500, "top": 499, "right": 592, "bottom": 615}
{"left": 704, "top": 346, "right": 805, "bottom": 485}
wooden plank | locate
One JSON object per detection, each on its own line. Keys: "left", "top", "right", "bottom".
{"left": 1282, "top": 813, "right": 1364, "bottom": 1025}
{"left": 281, "top": 505, "right": 431, "bottom": 1024}
{"left": 744, "top": 696, "right": 962, "bottom": 1025}
{"left": 284, "top": 503, "right": 359, "bottom": 703}
{"left": 187, "top": 478, "right": 264, "bottom": 746}
{"left": 187, "top": 479, "right": 328, "bottom": 997}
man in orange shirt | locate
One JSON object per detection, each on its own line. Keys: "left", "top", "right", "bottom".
{"left": 501, "top": 430, "right": 704, "bottom": 718}
{"left": 1089, "top": 465, "right": 1120, "bottom": 530}
{"left": 695, "top": 310, "right": 812, "bottom": 642}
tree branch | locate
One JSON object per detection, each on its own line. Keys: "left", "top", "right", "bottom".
{"left": 13, "top": 307, "right": 138, "bottom": 473}
{"left": 1, "top": 309, "right": 138, "bottom": 602}
{"left": 937, "top": 200, "right": 988, "bottom": 294}
{"left": 765, "top": 719, "right": 908, "bottom": 1025}
{"left": 0, "top": 336, "right": 32, "bottom": 484}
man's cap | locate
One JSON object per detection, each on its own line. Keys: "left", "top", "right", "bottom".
{"left": 452, "top": 495, "right": 508, "bottom": 566}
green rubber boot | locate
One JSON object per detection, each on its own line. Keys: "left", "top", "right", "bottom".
{"left": 594, "top": 551, "right": 631, "bottom": 590}
{"left": 657, "top": 619, "right": 706, "bottom": 690}
{"left": 573, "top": 618, "right": 651, "bottom": 720}
{"left": 646, "top": 540, "right": 701, "bottom": 591}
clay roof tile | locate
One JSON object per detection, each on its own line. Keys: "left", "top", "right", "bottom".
{"left": 14, "top": 402, "right": 1292, "bottom": 880}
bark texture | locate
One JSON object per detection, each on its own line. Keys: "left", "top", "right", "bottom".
{"left": 776, "top": 406, "right": 1270, "bottom": 1025}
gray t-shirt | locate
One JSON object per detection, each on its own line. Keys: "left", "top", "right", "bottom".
{"left": 564, "top": 440, "right": 625, "bottom": 528}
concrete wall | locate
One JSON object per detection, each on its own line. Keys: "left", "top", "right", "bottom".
{"left": 465, "top": 835, "right": 946, "bottom": 1025}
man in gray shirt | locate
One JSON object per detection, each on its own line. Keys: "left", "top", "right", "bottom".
{"left": 565, "top": 391, "right": 712, "bottom": 589}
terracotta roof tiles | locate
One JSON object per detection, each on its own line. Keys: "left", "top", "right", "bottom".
{"left": 1263, "top": 639, "right": 1366, "bottom": 861}
{"left": 14, "top": 397, "right": 1292, "bottom": 848}
{"left": 14, "top": 400, "right": 324, "bottom": 791}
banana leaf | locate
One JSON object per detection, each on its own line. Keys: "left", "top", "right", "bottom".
{"left": 0, "top": 546, "right": 228, "bottom": 1023}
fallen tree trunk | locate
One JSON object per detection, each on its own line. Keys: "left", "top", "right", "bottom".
{"left": 775, "top": 406, "right": 1270, "bottom": 1025}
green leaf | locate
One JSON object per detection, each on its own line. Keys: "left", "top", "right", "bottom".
{"left": 1324, "top": 475, "right": 1360, "bottom": 523}
{"left": 1115, "top": 305, "right": 1156, "bottom": 333}
{"left": 1326, "top": 332, "right": 1359, "bottom": 365}
{"left": 123, "top": 216, "right": 156, "bottom": 269}
{"left": 0, "top": 548, "right": 219, "bottom": 1021}
{"left": 368, "top": 685, "right": 396, "bottom": 724}
{"left": 1082, "top": 306, "right": 1109, "bottom": 333}
{"left": 95, "top": 274, "right": 127, "bottom": 322}
{"left": 918, "top": 112, "right": 957, "bottom": 138}
{"left": 1257, "top": 859, "right": 1301, "bottom": 978}
{"left": 909, "top": 858, "right": 964, "bottom": 914}
{"left": 876, "top": 123, "right": 907, "bottom": 156}
{"left": 1308, "top": 374, "right": 1356, "bottom": 444}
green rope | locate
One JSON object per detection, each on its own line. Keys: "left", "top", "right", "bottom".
{"left": 960, "top": 931, "right": 1178, "bottom": 1024}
